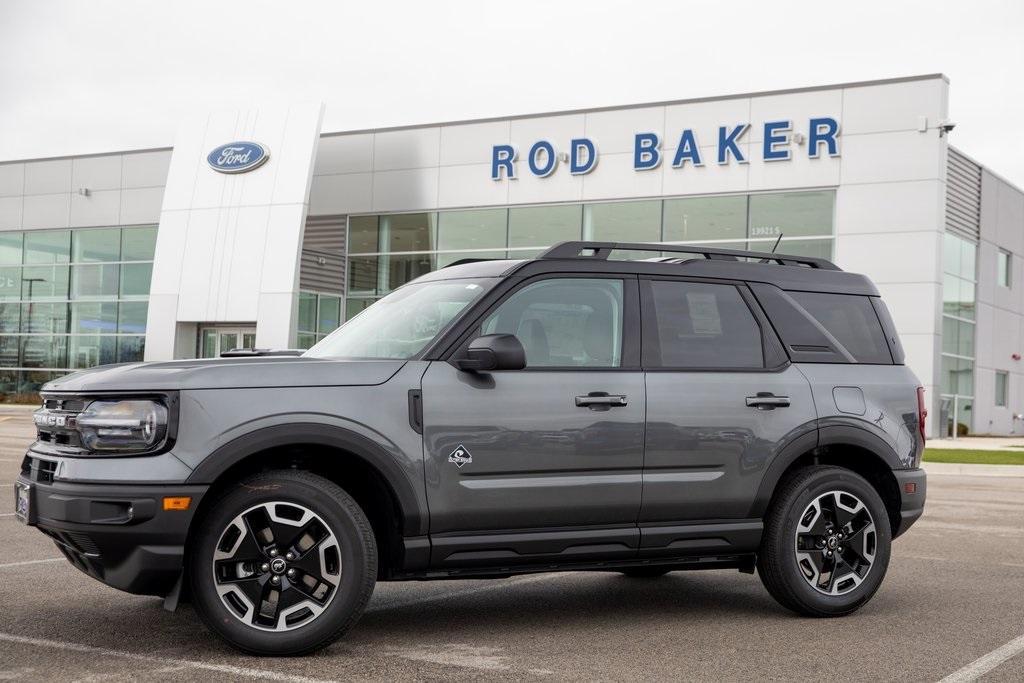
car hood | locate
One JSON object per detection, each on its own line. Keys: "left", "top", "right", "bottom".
{"left": 42, "top": 356, "right": 407, "bottom": 393}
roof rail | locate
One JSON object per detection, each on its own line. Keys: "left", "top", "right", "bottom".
{"left": 538, "top": 241, "right": 840, "bottom": 271}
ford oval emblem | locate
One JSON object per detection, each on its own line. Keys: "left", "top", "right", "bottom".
{"left": 207, "top": 141, "right": 269, "bottom": 174}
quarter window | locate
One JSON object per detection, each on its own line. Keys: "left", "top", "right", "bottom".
{"left": 788, "top": 292, "right": 892, "bottom": 364}
{"left": 998, "top": 250, "right": 1012, "bottom": 288}
{"left": 646, "top": 281, "right": 763, "bottom": 369}
{"left": 481, "top": 278, "right": 623, "bottom": 368}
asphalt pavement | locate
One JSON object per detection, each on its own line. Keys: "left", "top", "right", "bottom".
{"left": 1, "top": 409, "right": 1023, "bottom": 681}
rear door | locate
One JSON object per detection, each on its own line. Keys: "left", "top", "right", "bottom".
{"left": 638, "top": 276, "right": 816, "bottom": 550}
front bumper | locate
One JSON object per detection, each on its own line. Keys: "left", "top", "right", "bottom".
{"left": 16, "top": 456, "right": 208, "bottom": 597}
{"left": 892, "top": 467, "right": 927, "bottom": 538}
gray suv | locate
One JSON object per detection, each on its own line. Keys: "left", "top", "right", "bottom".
{"left": 15, "top": 241, "right": 927, "bottom": 655}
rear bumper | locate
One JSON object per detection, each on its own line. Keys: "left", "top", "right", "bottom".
{"left": 15, "top": 467, "right": 207, "bottom": 597}
{"left": 892, "top": 467, "right": 927, "bottom": 538}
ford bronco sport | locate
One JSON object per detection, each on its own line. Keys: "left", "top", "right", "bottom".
{"left": 16, "top": 241, "right": 927, "bottom": 655}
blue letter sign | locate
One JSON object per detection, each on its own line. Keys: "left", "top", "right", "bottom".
{"left": 633, "top": 132, "right": 661, "bottom": 170}
{"left": 671, "top": 129, "right": 703, "bottom": 168}
{"left": 717, "top": 124, "right": 749, "bottom": 164}
{"left": 763, "top": 120, "right": 792, "bottom": 161}
{"left": 491, "top": 144, "right": 517, "bottom": 180}
{"left": 570, "top": 138, "right": 598, "bottom": 175}
{"left": 809, "top": 117, "right": 840, "bottom": 158}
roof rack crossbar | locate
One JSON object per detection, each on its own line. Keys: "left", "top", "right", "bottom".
{"left": 538, "top": 241, "right": 840, "bottom": 270}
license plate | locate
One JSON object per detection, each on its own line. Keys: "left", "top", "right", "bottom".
{"left": 14, "top": 481, "right": 32, "bottom": 525}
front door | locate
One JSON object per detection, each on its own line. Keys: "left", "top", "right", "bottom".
{"left": 421, "top": 275, "right": 645, "bottom": 566}
{"left": 199, "top": 327, "right": 257, "bottom": 358}
{"left": 638, "top": 277, "right": 817, "bottom": 543}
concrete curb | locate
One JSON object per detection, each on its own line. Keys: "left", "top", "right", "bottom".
{"left": 923, "top": 461, "right": 1024, "bottom": 478}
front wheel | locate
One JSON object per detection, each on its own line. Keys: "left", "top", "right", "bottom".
{"left": 189, "top": 470, "right": 377, "bottom": 655}
{"left": 757, "top": 466, "right": 891, "bottom": 617}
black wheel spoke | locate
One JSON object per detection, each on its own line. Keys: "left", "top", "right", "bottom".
{"left": 243, "top": 507, "right": 277, "bottom": 553}
{"left": 285, "top": 519, "right": 331, "bottom": 560}
{"left": 252, "top": 578, "right": 283, "bottom": 628}
{"left": 287, "top": 568, "right": 334, "bottom": 605}
{"left": 214, "top": 558, "right": 263, "bottom": 585}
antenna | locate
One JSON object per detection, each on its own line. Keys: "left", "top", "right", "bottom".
{"left": 770, "top": 233, "right": 784, "bottom": 254}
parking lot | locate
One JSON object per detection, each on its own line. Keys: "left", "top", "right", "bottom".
{"left": 2, "top": 408, "right": 1023, "bottom": 682}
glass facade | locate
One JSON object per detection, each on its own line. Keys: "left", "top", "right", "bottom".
{"left": 296, "top": 291, "right": 343, "bottom": 349}
{"left": 343, "top": 191, "right": 835, "bottom": 318}
{"left": 940, "top": 232, "right": 978, "bottom": 437}
{"left": 0, "top": 226, "right": 156, "bottom": 401}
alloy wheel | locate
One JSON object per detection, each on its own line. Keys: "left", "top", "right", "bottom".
{"left": 793, "top": 490, "right": 877, "bottom": 596}
{"left": 212, "top": 501, "right": 342, "bottom": 631}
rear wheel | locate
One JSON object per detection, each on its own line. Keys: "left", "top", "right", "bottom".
{"left": 758, "top": 466, "right": 891, "bottom": 617}
{"left": 189, "top": 470, "right": 377, "bottom": 655}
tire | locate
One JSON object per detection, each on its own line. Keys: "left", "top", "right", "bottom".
{"left": 619, "top": 567, "right": 671, "bottom": 578}
{"left": 757, "top": 465, "right": 891, "bottom": 617}
{"left": 189, "top": 470, "right": 377, "bottom": 655}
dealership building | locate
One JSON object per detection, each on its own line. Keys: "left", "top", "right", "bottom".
{"left": 0, "top": 73, "right": 1022, "bottom": 437}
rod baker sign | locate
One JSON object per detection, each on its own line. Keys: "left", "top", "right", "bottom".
{"left": 490, "top": 117, "right": 839, "bottom": 180}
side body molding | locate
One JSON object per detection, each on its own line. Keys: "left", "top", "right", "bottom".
{"left": 185, "top": 423, "right": 427, "bottom": 536}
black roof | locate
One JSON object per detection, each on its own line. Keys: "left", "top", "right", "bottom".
{"left": 419, "top": 242, "right": 878, "bottom": 296}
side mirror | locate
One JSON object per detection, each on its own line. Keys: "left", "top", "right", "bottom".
{"left": 455, "top": 334, "right": 526, "bottom": 372}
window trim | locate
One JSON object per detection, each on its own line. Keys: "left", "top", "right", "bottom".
{"left": 995, "top": 370, "right": 1009, "bottom": 408}
{"left": 438, "top": 273, "right": 642, "bottom": 371}
{"left": 998, "top": 249, "right": 1012, "bottom": 289}
{"left": 639, "top": 274, "right": 787, "bottom": 373}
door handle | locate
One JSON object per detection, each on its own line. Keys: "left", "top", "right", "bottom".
{"left": 745, "top": 393, "right": 791, "bottom": 410}
{"left": 575, "top": 393, "right": 628, "bottom": 409}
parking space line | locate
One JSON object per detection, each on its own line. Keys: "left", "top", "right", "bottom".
{"left": 938, "top": 634, "right": 1024, "bottom": 682}
{"left": 0, "top": 558, "right": 64, "bottom": 569}
{"left": 0, "top": 632, "right": 337, "bottom": 683}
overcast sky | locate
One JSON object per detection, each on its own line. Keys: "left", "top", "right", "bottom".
{"left": 1, "top": 0, "right": 1022, "bottom": 185}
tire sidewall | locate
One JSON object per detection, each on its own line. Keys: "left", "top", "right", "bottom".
{"left": 774, "top": 469, "right": 892, "bottom": 614}
{"left": 189, "top": 473, "right": 376, "bottom": 655}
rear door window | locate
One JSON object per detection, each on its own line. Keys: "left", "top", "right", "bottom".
{"left": 643, "top": 280, "right": 764, "bottom": 369}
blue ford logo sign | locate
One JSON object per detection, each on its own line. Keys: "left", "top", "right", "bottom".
{"left": 207, "top": 141, "right": 269, "bottom": 174}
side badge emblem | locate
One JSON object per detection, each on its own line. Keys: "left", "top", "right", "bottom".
{"left": 448, "top": 444, "right": 473, "bottom": 468}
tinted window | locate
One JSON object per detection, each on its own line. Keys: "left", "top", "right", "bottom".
{"left": 647, "top": 281, "right": 763, "bottom": 368}
{"left": 789, "top": 291, "right": 892, "bottom": 364}
{"left": 482, "top": 278, "right": 623, "bottom": 368}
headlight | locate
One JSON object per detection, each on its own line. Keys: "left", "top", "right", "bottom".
{"left": 76, "top": 400, "right": 169, "bottom": 453}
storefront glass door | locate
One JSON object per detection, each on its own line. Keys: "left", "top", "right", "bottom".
{"left": 199, "top": 327, "right": 257, "bottom": 358}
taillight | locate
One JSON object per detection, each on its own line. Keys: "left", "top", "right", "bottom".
{"left": 916, "top": 386, "right": 928, "bottom": 443}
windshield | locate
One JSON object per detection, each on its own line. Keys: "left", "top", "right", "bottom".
{"left": 304, "top": 278, "right": 494, "bottom": 359}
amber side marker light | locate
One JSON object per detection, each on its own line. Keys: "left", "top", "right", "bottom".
{"left": 163, "top": 496, "right": 192, "bottom": 511}
{"left": 903, "top": 482, "right": 917, "bottom": 494}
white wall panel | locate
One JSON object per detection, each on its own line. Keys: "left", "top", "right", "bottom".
{"left": 0, "top": 163, "right": 25, "bottom": 197}
{"left": 372, "top": 168, "right": 439, "bottom": 212}
{"left": 314, "top": 134, "right": 374, "bottom": 175}
{"left": 22, "top": 193, "right": 70, "bottom": 229}
{"left": 835, "top": 180, "right": 945, "bottom": 235}
{"left": 373, "top": 128, "right": 440, "bottom": 171}
{"left": 72, "top": 156, "right": 122, "bottom": 192}
{"left": 661, "top": 145, "right": 749, "bottom": 196}
{"left": 582, "top": 151, "right": 663, "bottom": 201}
{"left": 122, "top": 151, "right": 172, "bottom": 189}
{"left": 120, "top": 187, "right": 164, "bottom": 225}
{"left": 842, "top": 79, "right": 947, "bottom": 135}
{"left": 24, "top": 159, "right": 71, "bottom": 195}
{"left": 584, "top": 107, "right": 664, "bottom": 154}
{"left": 309, "top": 173, "right": 373, "bottom": 214}
{"left": 70, "top": 189, "right": 121, "bottom": 227}
{"left": 439, "top": 121, "right": 510, "bottom": 166}
{"left": 0, "top": 196, "right": 23, "bottom": 230}
{"left": 840, "top": 130, "right": 943, "bottom": 185}
{"left": 438, "top": 164, "right": 509, "bottom": 208}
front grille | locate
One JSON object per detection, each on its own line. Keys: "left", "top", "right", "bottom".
{"left": 43, "top": 398, "right": 86, "bottom": 412}
{"left": 34, "top": 399, "right": 87, "bottom": 452}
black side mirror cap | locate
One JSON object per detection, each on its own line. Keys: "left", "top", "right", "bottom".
{"left": 455, "top": 334, "right": 526, "bottom": 372}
